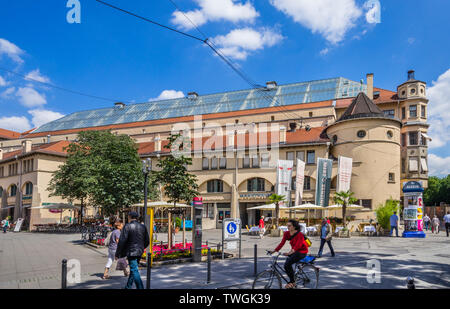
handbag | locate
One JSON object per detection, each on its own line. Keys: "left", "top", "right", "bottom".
{"left": 304, "top": 235, "right": 312, "bottom": 247}
{"left": 116, "top": 258, "right": 128, "bottom": 271}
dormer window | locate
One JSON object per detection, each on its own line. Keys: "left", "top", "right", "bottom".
{"left": 411, "top": 88, "right": 416, "bottom": 95}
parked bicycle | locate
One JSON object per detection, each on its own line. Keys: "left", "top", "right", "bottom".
{"left": 252, "top": 250, "right": 319, "bottom": 289}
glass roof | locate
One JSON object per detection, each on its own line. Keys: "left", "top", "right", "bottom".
{"left": 34, "top": 77, "right": 366, "bottom": 133}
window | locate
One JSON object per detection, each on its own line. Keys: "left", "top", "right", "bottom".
{"left": 411, "top": 88, "right": 416, "bottom": 95}
{"left": 286, "top": 151, "right": 294, "bottom": 162}
{"left": 420, "top": 157, "right": 428, "bottom": 172}
{"left": 25, "top": 182, "right": 33, "bottom": 195}
{"left": 409, "top": 105, "right": 417, "bottom": 118}
{"left": 261, "top": 153, "right": 270, "bottom": 168}
{"left": 401, "top": 133, "right": 406, "bottom": 147}
{"left": 271, "top": 116, "right": 275, "bottom": 121}
{"left": 9, "top": 163, "right": 18, "bottom": 176}
{"left": 357, "top": 130, "right": 366, "bottom": 138}
{"left": 252, "top": 155, "right": 260, "bottom": 168}
{"left": 388, "top": 173, "right": 395, "bottom": 182}
{"left": 387, "top": 130, "right": 393, "bottom": 139}
{"left": 402, "top": 107, "right": 406, "bottom": 119}
{"left": 219, "top": 157, "right": 227, "bottom": 169}
{"left": 361, "top": 200, "right": 372, "bottom": 209}
{"left": 384, "top": 110, "right": 395, "bottom": 118}
{"left": 306, "top": 150, "right": 315, "bottom": 164}
{"left": 243, "top": 156, "right": 250, "bottom": 168}
{"left": 309, "top": 112, "right": 313, "bottom": 117}
{"left": 247, "top": 178, "right": 265, "bottom": 192}
{"left": 401, "top": 159, "right": 406, "bottom": 173}
{"left": 10, "top": 185, "right": 17, "bottom": 197}
{"left": 296, "top": 151, "right": 305, "bottom": 162}
{"left": 202, "top": 157, "right": 209, "bottom": 170}
{"left": 409, "top": 132, "right": 418, "bottom": 145}
{"left": 304, "top": 176, "right": 311, "bottom": 190}
{"left": 24, "top": 159, "right": 34, "bottom": 173}
{"left": 203, "top": 203, "right": 215, "bottom": 219}
{"left": 211, "top": 157, "right": 218, "bottom": 169}
{"left": 291, "top": 177, "right": 296, "bottom": 190}
{"left": 409, "top": 158, "right": 419, "bottom": 172}
{"left": 207, "top": 180, "right": 223, "bottom": 193}
{"left": 332, "top": 135, "right": 338, "bottom": 144}
{"left": 0, "top": 166, "right": 4, "bottom": 177}
{"left": 420, "top": 134, "right": 427, "bottom": 146}
{"left": 421, "top": 105, "right": 426, "bottom": 118}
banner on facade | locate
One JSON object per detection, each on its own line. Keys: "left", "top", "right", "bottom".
{"left": 294, "top": 159, "right": 305, "bottom": 206}
{"left": 315, "top": 158, "right": 333, "bottom": 207}
{"left": 337, "top": 156, "right": 353, "bottom": 192}
{"left": 276, "top": 160, "right": 294, "bottom": 206}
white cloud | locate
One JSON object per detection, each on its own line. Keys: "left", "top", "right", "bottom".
{"left": 319, "top": 48, "right": 329, "bottom": 56}
{"left": 25, "top": 69, "right": 50, "bottom": 83}
{"left": 428, "top": 154, "right": 450, "bottom": 177}
{"left": 269, "top": 0, "right": 362, "bottom": 44}
{"left": 427, "top": 68, "right": 450, "bottom": 149}
{"left": 16, "top": 87, "right": 47, "bottom": 108}
{"left": 150, "top": 90, "right": 185, "bottom": 101}
{"left": 0, "top": 75, "right": 6, "bottom": 87}
{"left": 28, "top": 109, "right": 65, "bottom": 128}
{"left": 0, "top": 38, "right": 24, "bottom": 63}
{"left": 172, "top": 0, "right": 259, "bottom": 30}
{"left": 212, "top": 27, "right": 284, "bottom": 60}
{"left": 0, "top": 116, "right": 32, "bottom": 132}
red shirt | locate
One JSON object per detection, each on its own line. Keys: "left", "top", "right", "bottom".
{"left": 275, "top": 231, "right": 308, "bottom": 254}
{"left": 259, "top": 219, "right": 265, "bottom": 229}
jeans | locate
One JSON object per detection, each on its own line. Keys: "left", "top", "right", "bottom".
{"left": 318, "top": 238, "right": 335, "bottom": 257}
{"left": 2, "top": 226, "right": 7, "bottom": 233}
{"left": 390, "top": 226, "right": 398, "bottom": 237}
{"left": 424, "top": 221, "right": 429, "bottom": 231}
{"left": 125, "top": 257, "right": 143, "bottom": 289}
{"left": 446, "top": 223, "right": 450, "bottom": 237}
{"left": 284, "top": 252, "right": 306, "bottom": 284}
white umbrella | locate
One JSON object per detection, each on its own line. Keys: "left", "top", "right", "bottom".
{"left": 31, "top": 203, "right": 80, "bottom": 223}
{"left": 247, "top": 203, "right": 289, "bottom": 210}
{"left": 290, "top": 203, "right": 324, "bottom": 226}
{"left": 327, "top": 204, "right": 364, "bottom": 210}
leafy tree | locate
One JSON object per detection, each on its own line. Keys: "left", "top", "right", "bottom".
{"left": 333, "top": 190, "right": 358, "bottom": 227}
{"left": 424, "top": 175, "right": 450, "bottom": 206}
{"left": 268, "top": 193, "right": 286, "bottom": 229}
{"left": 376, "top": 198, "right": 399, "bottom": 230}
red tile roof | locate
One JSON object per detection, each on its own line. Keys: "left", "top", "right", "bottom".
{"left": 335, "top": 88, "right": 398, "bottom": 109}
{"left": 0, "top": 128, "right": 21, "bottom": 140}
{"left": 1, "top": 141, "right": 70, "bottom": 162}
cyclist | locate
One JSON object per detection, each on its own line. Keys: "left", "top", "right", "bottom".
{"left": 270, "top": 219, "right": 308, "bottom": 289}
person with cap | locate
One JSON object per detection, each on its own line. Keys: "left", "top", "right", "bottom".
{"left": 116, "top": 211, "right": 150, "bottom": 289}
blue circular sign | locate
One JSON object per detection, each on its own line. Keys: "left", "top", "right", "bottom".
{"left": 227, "top": 222, "right": 237, "bottom": 234}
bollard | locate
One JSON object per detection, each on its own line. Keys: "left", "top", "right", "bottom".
{"left": 160, "top": 241, "right": 163, "bottom": 256}
{"left": 61, "top": 259, "right": 67, "bottom": 289}
{"left": 207, "top": 247, "right": 211, "bottom": 284}
{"left": 146, "top": 253, "right": 151, "bottom": 289}
{"left": 254, "top": 244, "right": 257, "bottom": 277}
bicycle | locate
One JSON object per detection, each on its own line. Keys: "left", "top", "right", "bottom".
{"left": 252, "top": 250, "right": 319, "bottom": 289}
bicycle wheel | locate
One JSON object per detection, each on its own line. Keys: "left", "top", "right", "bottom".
{"left": 297, "top": 265, "right": 319, "bottom": 289}
{"left": 252, "top": 270, "right": 282, "bottom": 289}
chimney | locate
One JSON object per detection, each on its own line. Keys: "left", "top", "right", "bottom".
{"left": 188, "top": 92, "right": 198, "bottom": 99}
{"left": 0, "top": 149, "right": 3, "bottom": 160}
{"left": 408, "top": 70, "right": 415, "bottom": 80}
{"left": 22, "top": 140, "right": 32, "bottom": 153}
{"left": 47, "top": 135, "right": 51, "bottom": 144}
{"left": 114, "top": 102, "right": 126, "bottom": 109}
{"left": 266, "top": 81, "right": 278, "bottom": 90}
{"left": 366, "top": 73, "right": 374, "bottom": 100}
{"left": 154, "top": 134, "right": 161, "bottom": 152}
{"left": 280, "top": 126, "right": 286, "bottom": 144}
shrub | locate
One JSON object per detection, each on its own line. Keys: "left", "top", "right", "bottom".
{"left": 376, "top": 198, "right": 399, "bottom": 230}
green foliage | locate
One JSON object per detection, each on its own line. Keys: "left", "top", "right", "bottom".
{"left": 424, "top": 175, "right": 450, "bottom": 206}
{"left": 268, "top": 193, "right": 286, "bottom": 228}
{"left": 333, "top": 190, "right": 358, "bottom": 227}
{"left": 174, "top": 216, "right": 182, "bottom": 228}
{"left": 156, "top": 133, "right": 199, "bottom": 206}
{"left": 49, "top": 130, "right": 154, "bottom": 216}
{"left": 376, "top": 198, "right": 399, "bottom": 230}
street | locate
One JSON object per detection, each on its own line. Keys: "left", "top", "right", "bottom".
{"left": 0, "top": 230, "right": 449, "bottom": 289}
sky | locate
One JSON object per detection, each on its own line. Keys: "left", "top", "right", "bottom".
{"left": 0, "top": 0, "right": 449, "bottom": 176}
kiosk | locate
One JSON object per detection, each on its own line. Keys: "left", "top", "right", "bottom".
{"left": 192, "top": 197, "right": 203, "bottom": 262}
{"left": 402, "top": 181, "right": 426, "bottom": 238}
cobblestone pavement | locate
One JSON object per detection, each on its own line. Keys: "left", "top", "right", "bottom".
{"left": 1, "top": 229, "right": 449, "bottom": 289}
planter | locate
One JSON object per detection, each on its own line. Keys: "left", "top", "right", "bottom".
{"left": 270, "top": 229, "right": 282, "bottom": 237}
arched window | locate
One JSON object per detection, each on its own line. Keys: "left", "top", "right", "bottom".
{"left": 247, "top": 178, "right": 265, "bottom": 192}
{"left": 25, "top": 182, "right": 33, "bottom": 195}
{"left": 207, "top": 180, "right": 223, "bottom": 193}
{"left": 10, "top": 184, "right": 17, "bottom": 197}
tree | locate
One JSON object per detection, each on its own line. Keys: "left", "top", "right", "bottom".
{"left": 268, "top": 193, "right": 286, "bottom": 229}
{"left": 333, "top": 190, "right": 358, "bottom": 227}
{"left": 376, "top": 198, "right": 399, "bottom": 231}
{"left": 424, "top": 175, "right": 450, "bottom": 206}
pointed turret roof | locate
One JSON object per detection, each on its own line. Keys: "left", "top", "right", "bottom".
{"left": 338, "top": 92, "right": 384, "bottom": 121}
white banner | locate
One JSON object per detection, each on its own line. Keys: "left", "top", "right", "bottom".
{"left": 337, "top": 156, "right": 353, "bottom": 192}
{"left": 294, "top": 159, "right": 305, "bottom": 206}
{"left": 276, "top": 160, "right": 294, "bottom": 206}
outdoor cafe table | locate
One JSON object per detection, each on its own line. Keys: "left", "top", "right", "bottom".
{"left": 249, "top": 226, "right": 260, "bottom": 235}
{"left": 335, "top": 226, "right": 344, "bottom": 233}
{"left": 364, "top": 225, "right": 376, "bottom": 235}
{"left": 306, "top": 226, "right": 317, "bottom": 235}
{"left": 279, "top": 226, "right": 288, "bottom": 232}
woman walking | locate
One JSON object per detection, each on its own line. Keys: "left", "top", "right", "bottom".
{"left": 103, "top": 221, "right": 129, "bottom": 279}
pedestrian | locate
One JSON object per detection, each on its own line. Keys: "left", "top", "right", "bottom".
{"left": 317, "top": 217, "right": 335, "bottom": 258}
{"left": 115, "top": 211, "right": 149, "bottom": 289}
{"left": 389, "top": 211, "right": 399, "bottom": 237}
{"left": 259, "top": 216, "right": 265, "bottom": 239}
{"left": 423, "top": 214, "right": 431, "bottom": 231}
{"left": 103, "top": 221, "right": 129, "bottom": 279}
{"left": 431, "top": 215, "right": 440, "bottom": 234}
{"left": 1, "top": 217, "right": 9, "bottom": 233}
{"left": 443, "top": 212, "right": 450, "bottom": 237}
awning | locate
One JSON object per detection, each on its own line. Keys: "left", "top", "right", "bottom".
{"left": 133, "top": 201, "right": 191, "bottom": 208}
{"left": 421, "top": 132, "right": 432, "bottom": 141}
{"left": 0, "top": 206, "right": 14, "bottom": 210}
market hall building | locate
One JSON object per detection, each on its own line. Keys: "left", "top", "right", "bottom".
{"left": 0, "top": 71, "right": 430, "bottom": 230}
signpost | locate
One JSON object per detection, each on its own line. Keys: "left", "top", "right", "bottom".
{"left": 14, "top": 218, "right": 24, "bottom": 232}
{"left": 222, "top": 218, "right": 241, "bottom": 259}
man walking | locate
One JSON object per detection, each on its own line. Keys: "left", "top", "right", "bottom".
{"left": 259, "top": 216, "right": 265, "bottom": 239}
{"left": 317, "top": 218, "right": 335, "bottom": 258}
{"left": 390, "top": 211, "right": 399, "bottom": 237}
{"left": 444, "top": 211, "right": 450, "bottom": 237}
{"left": 1, "top": 217, "right": 9, "bottom": 233}
{"left": 432, "top": 215, "right": 440, "bottom": 234}
{"left": 116, "top": 212, "right": 149, "bottom": 289}
{"left": 423, "top": 214, "right": 431, "bottom": 231}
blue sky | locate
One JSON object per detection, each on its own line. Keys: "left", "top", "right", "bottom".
{"left": 0, "top": 0, "right": 449, "bottom": 176}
